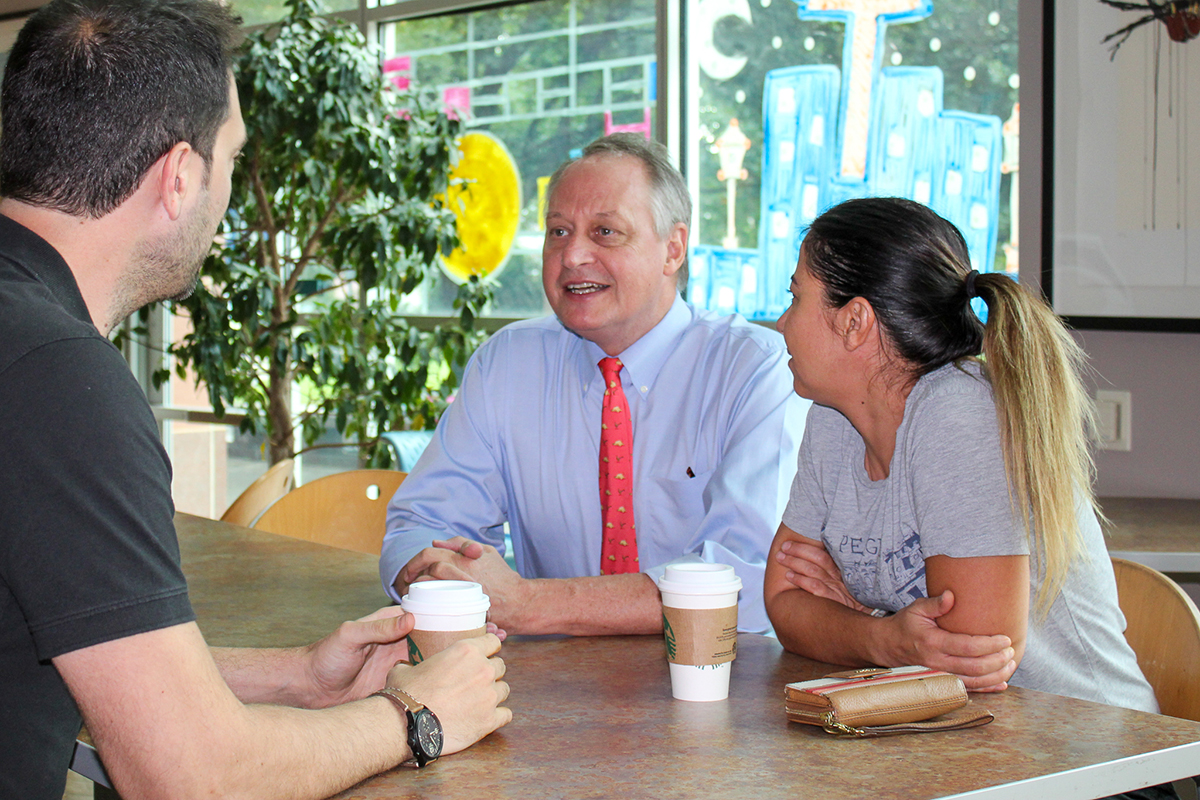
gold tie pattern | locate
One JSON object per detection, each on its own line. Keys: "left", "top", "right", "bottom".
{"left": 598, "top": 357, "right": 637, "bottom": 574}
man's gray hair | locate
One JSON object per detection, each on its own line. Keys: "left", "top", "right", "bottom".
{"left": 546, "top": 133, "right": 691, "bottom": 292}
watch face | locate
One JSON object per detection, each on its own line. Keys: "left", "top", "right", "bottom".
{"left": 415, "top": 710, "right": 444, "bottom": 759}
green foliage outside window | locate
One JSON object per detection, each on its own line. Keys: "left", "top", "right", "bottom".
{"left": 167, "top": 0, "right": 491, "bottom": 465}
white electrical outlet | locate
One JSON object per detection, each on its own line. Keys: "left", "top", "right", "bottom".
{"left": 1096, "top": 390, "right": 1132, "bottom": 451}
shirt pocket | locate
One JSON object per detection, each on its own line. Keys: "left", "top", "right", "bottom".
{"left": 642, "top": 469, "right": 713, "bottom": 545}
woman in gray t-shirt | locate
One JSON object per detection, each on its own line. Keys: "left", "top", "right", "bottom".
{"left": 762, "top": 197, "right": 1155, "bottom": 712}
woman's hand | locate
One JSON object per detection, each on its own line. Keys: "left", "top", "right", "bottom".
{"left": 877, "top": 590, "right": 1018, "bottom": 692}
{"left": 774, "top": 534, "right": 868, "bottom": 613}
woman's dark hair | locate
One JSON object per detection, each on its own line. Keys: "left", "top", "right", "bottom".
{"left": 0, "top": 0, "right": 243, "bottom": 218}
{"left": 802, "top": 196, "right": 983, "bottom": 377}
{"left": 803, "top": 197, "right": 1098, "bottom": 615}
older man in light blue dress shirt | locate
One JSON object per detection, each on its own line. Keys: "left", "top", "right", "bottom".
{"left": 381, "top": 133, "right": 807, "bottom": 636}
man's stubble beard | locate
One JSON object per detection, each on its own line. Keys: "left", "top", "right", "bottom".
{"left": 107, "top": 187, "right": 221, "bottom": 332}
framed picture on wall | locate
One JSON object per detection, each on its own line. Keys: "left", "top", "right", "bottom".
{"left": 1046, "top": 0, "right": 1200, "bottom": 332}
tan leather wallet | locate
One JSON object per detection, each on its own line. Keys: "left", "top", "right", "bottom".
{"left": 785, "top": 666, "right": 995, "bottom": 737}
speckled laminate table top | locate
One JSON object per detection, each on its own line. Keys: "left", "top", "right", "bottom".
{"left": 173, "top": 513, "right": 1200, "bottom": 800}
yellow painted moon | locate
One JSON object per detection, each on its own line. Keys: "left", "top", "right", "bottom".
{"left": 440, "top": 131, "right": 521, "bottom": 283}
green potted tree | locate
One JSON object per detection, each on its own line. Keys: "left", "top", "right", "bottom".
{"left": 167, "top": 0, "right": 490, "bottom": 466}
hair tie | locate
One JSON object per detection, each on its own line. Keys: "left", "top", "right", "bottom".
{"left": 964, "top": 270, "right": 980, "bottom": 300}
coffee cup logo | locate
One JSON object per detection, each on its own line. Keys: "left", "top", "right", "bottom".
{"left": 409, "top": 637, "right": 426, "bottom": 665}
{"left": 408, "top": 627, "right": 486, "bottom": 664}
{"left": 662, "top": 606, "right": 737, "bottom": 666}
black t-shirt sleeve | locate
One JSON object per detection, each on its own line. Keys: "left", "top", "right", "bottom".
{"left": 0, "top": 336, "right": 194, "bottom": 660}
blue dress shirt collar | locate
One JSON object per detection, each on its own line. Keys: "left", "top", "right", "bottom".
{"left": 573, "top": 294, "right": 691, "bottom": 395}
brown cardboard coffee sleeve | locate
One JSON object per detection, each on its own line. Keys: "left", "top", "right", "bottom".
{"left": 662, "top": 606, "right": 738, "bottom": 665}
{"left": 408, "top": 626, "right": 487, "bottom": 664}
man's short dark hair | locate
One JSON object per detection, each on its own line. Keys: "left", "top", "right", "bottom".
{"left": 0, "top": 0, "right": 242, "bottom": 218}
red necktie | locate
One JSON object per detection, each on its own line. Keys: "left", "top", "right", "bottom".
{"left": 598, "top": 357, "right": 637, "bottom": 574}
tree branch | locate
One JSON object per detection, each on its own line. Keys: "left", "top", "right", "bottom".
{"left": 285, "top": 179, "right": 353, "bottom": 296}
{"left": 249, "top": 155, "right": 282, "bottom": 285}
{"left": 293, "top": 440, "right": 374, "bottom": 456}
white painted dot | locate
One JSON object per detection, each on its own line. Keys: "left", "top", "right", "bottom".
{"left": 917, "top": 89, "right": 936, "bottom": 117}
{"left": 735, "top": 90, "right": 747, "bottom": 104}
{"left": 804, "top": 36, "right": 815, "bottom": 51}
{"left": 970, "top": 203, "right": 989, "bottom": 229}
{"left": 929, "top": 37, "right": 941, "bottom": 52}
{"left": 1008, "top": 73, "right": 1020, "bottom": 89}
{"left": 808, "top": 115, "right": 824, "bottom": 146}
{"left": 780, "top": 140, "right": 796, "bottom": 161}
{"left": 988, "top": 11, "right": 1000, "bottom": 25}
{"left": 771, "top": 210, "right": 791, "bottom": 238}
{"left": 761, "top": 0, "right": 771, "bottom": 6}
{"left": 801, "top": 184, "right": 820, "bottom": 220}
{"left": 972, "top": 145, "right": 990, "bottom": 172}
{"left": 777, "top": 87, "right": 796, "bottom": 115}
{"left": 891, "top": 51, "right": 902, "bottom": 65}
{"left": 773, "top": 36, "right": 783, "bottom": 49}
{"left": 887, "top": 132, "right": 907, "bottom": 158}
{"left": 945, "top": 170, "right": 963, "bottom": 196}
{"left": 964, "top": 65, "right": 977, "bottom": 81}
{"left": 914, "top": 179, "right": 931, "bottom": 204}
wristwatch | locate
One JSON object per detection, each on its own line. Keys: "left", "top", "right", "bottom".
{"left": 372, "top": 687, "right": 443, "bottom": 767}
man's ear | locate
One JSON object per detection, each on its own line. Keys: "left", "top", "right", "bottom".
{"left": 156, "top": 141, "right": 198, "bottom": 222}
{"left": 836, "top": 297, "right": 877, "bottom": 351}
{"left": 663, "top": 221, "right": 688, "bottom": 277}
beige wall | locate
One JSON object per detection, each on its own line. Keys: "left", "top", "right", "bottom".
{"left": 1081, "top": 331, "right": 1200, "bottom": 499}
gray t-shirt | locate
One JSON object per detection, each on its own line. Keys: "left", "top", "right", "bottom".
{"left": 781, "top": 360, "right": 1157, "bottom": 712}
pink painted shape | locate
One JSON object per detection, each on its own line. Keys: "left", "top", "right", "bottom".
{"left": 603, "top": 109, "right": 652, "bottom": 140}
{"left": 383, "top": 56, "right": 411, "bottom": 91}
{"left": 443, "top": 86, "right": 472, "bottom": 120}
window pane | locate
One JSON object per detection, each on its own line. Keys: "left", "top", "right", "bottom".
{"left": 379, "top": 0, "right": 658, "bottom": 317}
{"left": 231, "top": 0, "right": 357, "bottom": 28}
{"left": 685, "top": 0, "right": 1019, "bottom": 320}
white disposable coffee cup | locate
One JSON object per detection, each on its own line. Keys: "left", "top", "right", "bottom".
{"left": 400, "top": 580, "right": 490, "bottom": 663}
{"left": 658, "top": 563, "right": 742, "bottom": 702}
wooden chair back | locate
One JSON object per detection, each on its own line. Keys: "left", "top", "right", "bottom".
{"left": 252, "top": 469, "right": 406, "bottom": 555}
{"left": 1112, "top": 557, "right": 1200, "bottom": 721}
{"left": 220, "top": 458, "right": 295, "bottom": 528}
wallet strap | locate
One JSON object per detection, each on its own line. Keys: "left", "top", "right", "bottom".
{"left": 821, "top": 708, "right": 995, "bottom": 738}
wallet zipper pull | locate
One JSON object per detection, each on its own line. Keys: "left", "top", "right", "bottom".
{"left": 820, "top": 712, "right": 867, "bottom": 737}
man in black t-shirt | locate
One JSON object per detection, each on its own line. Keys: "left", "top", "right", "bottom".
{"left": 0, "top": 2, "right": 510, "bottom": 798}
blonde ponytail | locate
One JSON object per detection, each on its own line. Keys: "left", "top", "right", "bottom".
{"left": 975, "top": 273, "right": 1099, "bottom": 616}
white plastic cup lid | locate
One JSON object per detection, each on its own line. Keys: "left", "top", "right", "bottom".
{"left": 658, "top": 563, "right": 742, "bottom": 595}
{"left": 401, "top": 580, "right": 490, "bottom": 615}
